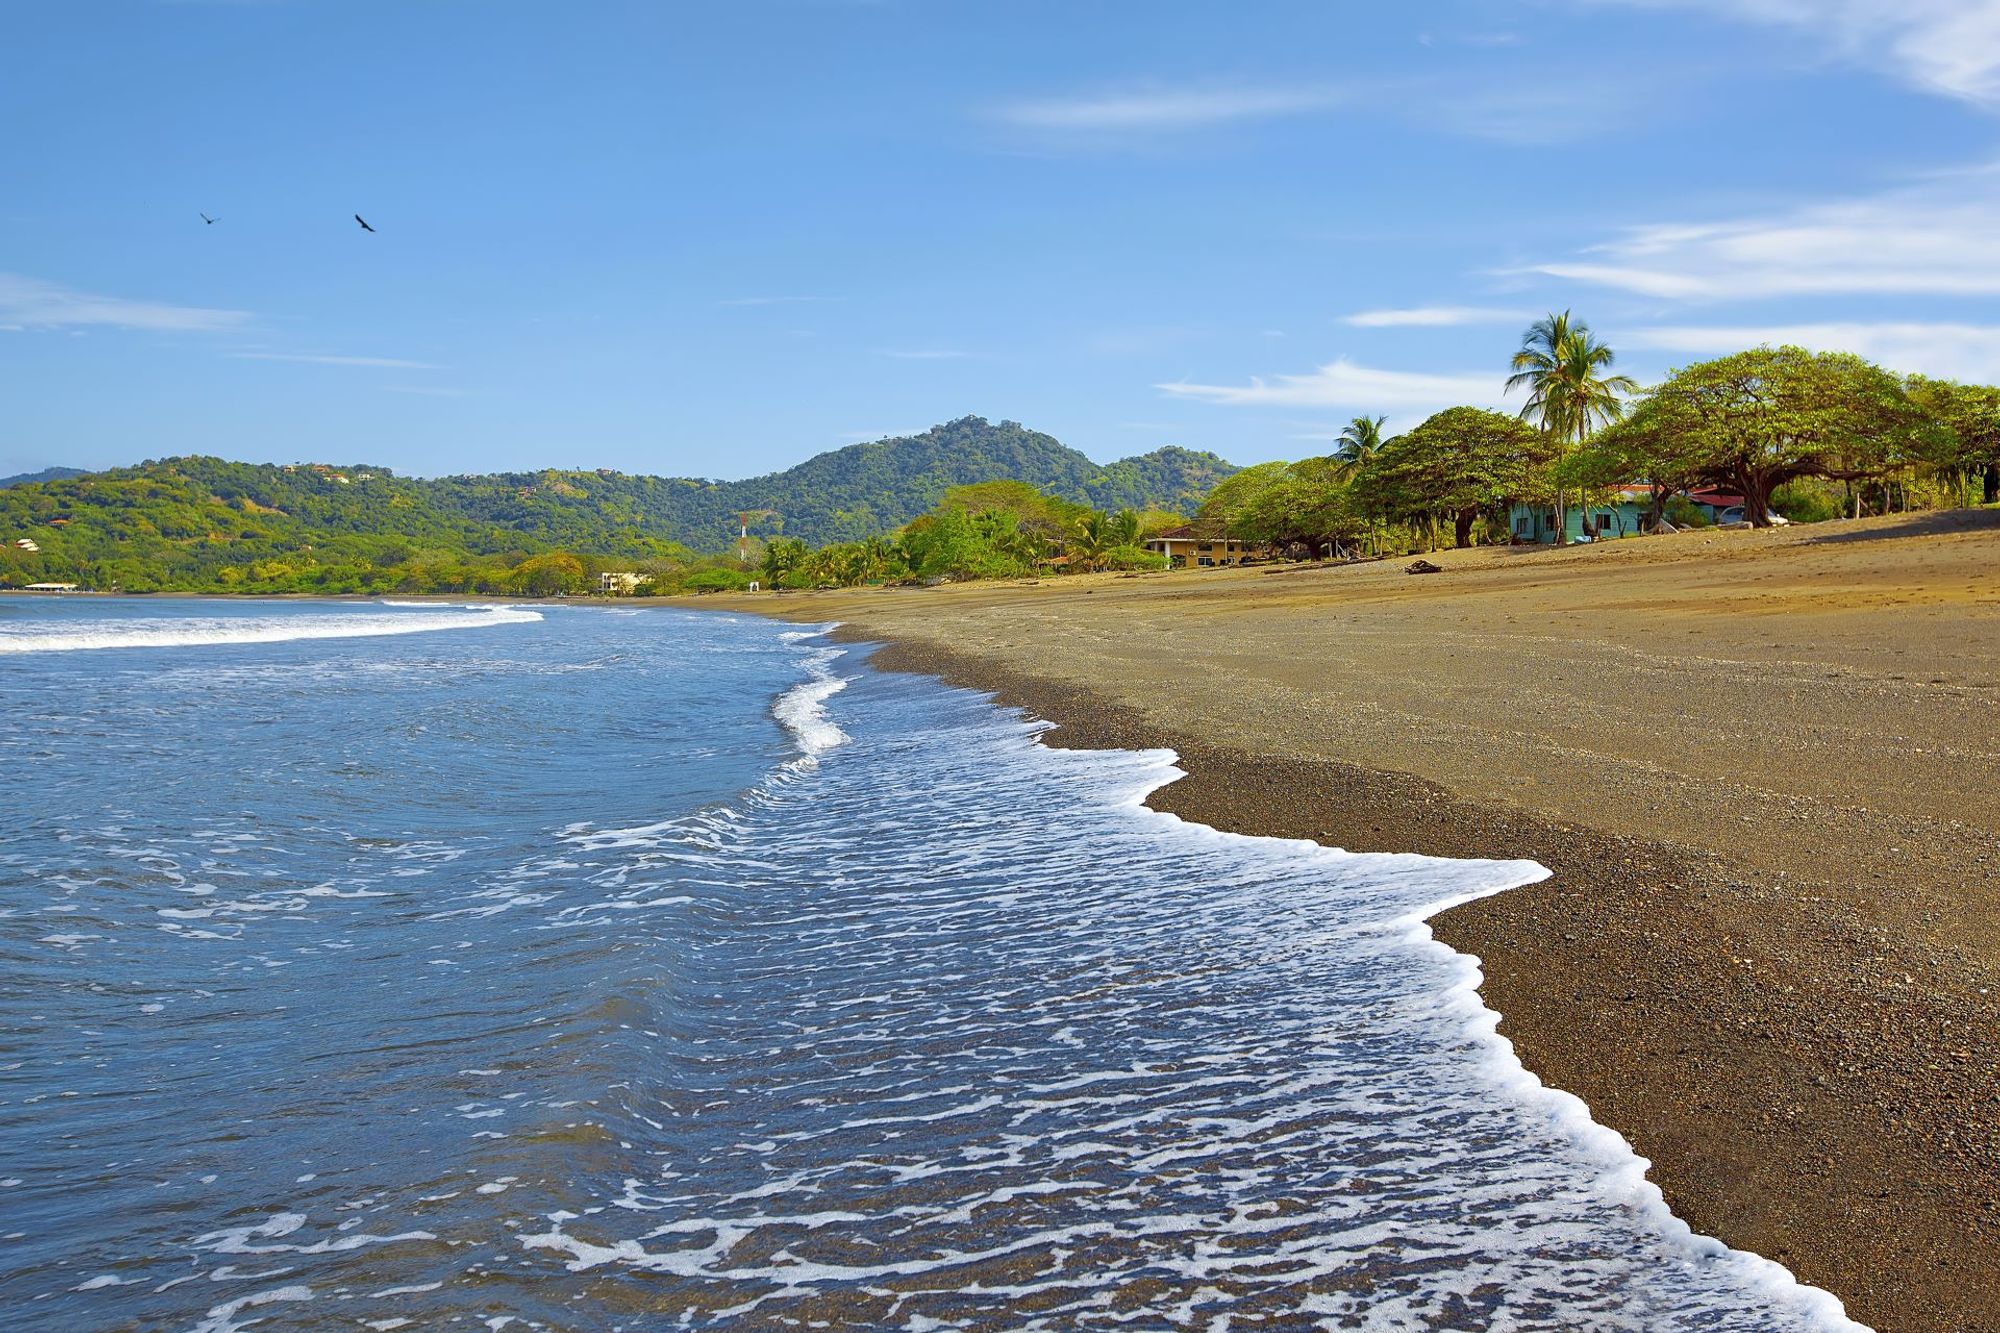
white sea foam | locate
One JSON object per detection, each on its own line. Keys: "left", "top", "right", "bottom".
{"left": 771, "top": 626, "right": 851, "bottom": 760}
{"left": 0, "top": 604, "right": 542, "bottom": 654}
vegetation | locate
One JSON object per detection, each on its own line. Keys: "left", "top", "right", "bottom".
{"left": 756, "top": 482, "right": 1173, "bottom": 589}
{"left": 0, "top": 419, "right": 1231, "bottom": 593}
{"left": 1586, "top": 348, "right": 1947, "bottom": 525}
{"left": 1190, "top": 328, "right": 1998, "bottom": 564}
{"left": 1507, "top": 312, "right": 1637, "bottom": 543}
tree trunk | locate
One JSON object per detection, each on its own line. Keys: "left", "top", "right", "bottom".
{"left": 1454, "top": 507, "right": 1477, "bottom": 548}
{"left": 1984, "top": 463, "right": 1999, "bottom": 506}
{"left": 1742, "top": 471, "right": 1773, "bottom": 527}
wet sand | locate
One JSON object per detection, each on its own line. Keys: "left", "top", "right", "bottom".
{"left": 699, "top": 509, "right": 2000, "bottom": 1333}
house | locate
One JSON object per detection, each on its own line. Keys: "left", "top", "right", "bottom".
{"left": 597, "top": 570, "right": 648, "bottom": 595}
{"left": 23, "top": 582, "right": 77, "bottom": 592}
{"left": 12, "top": 538, "right": 39, "bottom": 552}
{"left": 1143, "top": 525, "right": 1262, "bottom": 569}
{"left": 1506, "top": 486, "right": 1661, "bottom": 544}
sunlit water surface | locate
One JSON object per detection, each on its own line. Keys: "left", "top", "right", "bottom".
{"left": 0, "top": 598, "right": 1863, "bottom": 1331}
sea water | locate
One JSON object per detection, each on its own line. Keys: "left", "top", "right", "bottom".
{"left": 0, "top": 598, "right": 1865, "bottom": 1331}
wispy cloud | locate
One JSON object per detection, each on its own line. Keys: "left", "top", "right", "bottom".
{"left": 383, "top": 384, "right": 474, "bottom": 397}
{"left": 1159, "top": 357, "right": 1510, "bottom": 426}
{"left": 229, "top": 351, "right": 441, "bottom": 369}
{"left": 1626, "top": 320, "right": 2000, "bottom": 380}
{"left": 992, "top": 84, "right": 1345, "bottom": 132}
{"left": 0, "top": 273, "right": 249, "bottom": 332}
{"left": 879, "top": 348, "right": 970, "bottom": 360}
{"left": 1343, "top": 305, "right": 1528, "bottom": 328}
{"left": 1525, "top": 167, "right": 2000, "bottom": 299}
{"left": 1594, "top": 0, "right": 2000, "bottom": 105}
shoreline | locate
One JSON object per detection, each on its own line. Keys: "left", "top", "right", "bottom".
{"left": 703, "top": 512, "right": 2000, "bottom": 1333}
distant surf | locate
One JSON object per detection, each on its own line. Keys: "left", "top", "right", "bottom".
{"left": 0, "top": 603, "right": 542, "bottom": 654}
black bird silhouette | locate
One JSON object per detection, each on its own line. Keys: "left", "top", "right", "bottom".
{"left": 354, "top": 214, "right": 376, "bottom": 233}
{"left": 200, "top": 213, "right": 218, "bottom": 225}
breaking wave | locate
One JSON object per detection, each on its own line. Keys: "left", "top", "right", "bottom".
{"left": 0, "top": 604, "right": 543, "bottom": 654}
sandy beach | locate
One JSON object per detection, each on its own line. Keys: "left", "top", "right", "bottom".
{"left": 700, "top": 509, "right": 2000, "bottom": 1333}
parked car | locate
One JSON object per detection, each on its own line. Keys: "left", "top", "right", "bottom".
{"left": 1714, "top": 506, "right": 1789, "bottom": 527}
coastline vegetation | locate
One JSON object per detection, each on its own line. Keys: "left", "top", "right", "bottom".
{"left": 6, "top": 329, "right": 1996, "bottom": 596}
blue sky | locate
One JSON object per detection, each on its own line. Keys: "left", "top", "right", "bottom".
{"left": 7, "top": 0, "right": 2000, "bottom": 479}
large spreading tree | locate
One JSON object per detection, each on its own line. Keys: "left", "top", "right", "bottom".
{"left": 1904, "top": 375, "right": 2000, "bottom": 506}
{"left": 1609, "top": 347, "right": 1941, "bottom": 526}
{"left": 1353, "top": 407, "right": 1544, "bottom": 548}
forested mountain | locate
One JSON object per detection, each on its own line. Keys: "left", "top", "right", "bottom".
{"left": 0, "top": 418, "right": 1235, "bottom": 592}
{"left": 0, "top": 466, "right": 87, "bottom": 488}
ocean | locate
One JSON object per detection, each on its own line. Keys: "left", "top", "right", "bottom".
{"left": 0, "top": 597, "right": 1864, "bottom": 1331}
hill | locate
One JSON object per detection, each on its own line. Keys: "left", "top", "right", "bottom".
{"left": 0, "top": 418, "right": 1235, "bottom": 592}
{"left": 0, "top": 466, "right": 87, "bottom": 488}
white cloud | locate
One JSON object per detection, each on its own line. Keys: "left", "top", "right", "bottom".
{"left": 1159, "top": 357, "right": 1510, "bottom": 426}
{"left": 0, "top": 273, "right": 249, "bottom": 332}
{"left": 1527, "top": 168, "right": 2000, "bottom": 299}
{"left": 1343, "top": 305, "right": 1527, "bottom": 328}
{"left": 229, "top": 352, "right": 439, "bottom": 369}
{"left": 1599, "top": 0, "right": 2000, "bottom": 104}
{"left": 1627, "top": 321, "right": 2000, "bottom": 380}
{"left": 993, "top": 85, "right": 1344, "bottom": 132}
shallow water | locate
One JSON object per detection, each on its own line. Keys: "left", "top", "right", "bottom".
{"left": 0, "top": 599, "right": 1863, "bottom": 1330}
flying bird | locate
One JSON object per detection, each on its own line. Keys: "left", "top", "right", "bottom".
{"left": 354, "top": 214, "right": 376, "bottom": 233}
{"left": 200, "top": 213, "right": 218, "bottom": 225}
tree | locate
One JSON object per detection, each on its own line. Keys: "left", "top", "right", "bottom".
{"left": 1194, "top": 461, "right": 1288, "bottom": 534}
{"left": 512, "top": 551, "right": 585, "bottom": 596}
{"left": 1629, "top": 348, "right": 1940, "bottom": 525}
{"left": 1905, "top": 375, "right": 2000, "bottom": 506}
{"left": 1333, "top": 415, "right": 1387, "bottom": 477}
{"left": 1508, "top": 312, "right": 1637, "bottom": 542}
{"left": 1352, "top": 407, "right": 1543, "bottom": 548}
{"left": 762, "top": 536, "right": 809, "bottom": 586}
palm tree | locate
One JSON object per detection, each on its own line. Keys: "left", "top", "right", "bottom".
{"left": 1071, "top": 512, "right": 1114, "bottom": 572}
{"left": 1333, "top": 415, "right": 1387, "bottom": 477}
{"left": 1508, "top": 312, "right": 1637, "bottom": 544}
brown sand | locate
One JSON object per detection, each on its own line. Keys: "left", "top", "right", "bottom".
{"left": 695, "top": 509, "right": 2000, "bottom": 1333}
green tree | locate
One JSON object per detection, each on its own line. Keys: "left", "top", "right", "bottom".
{"left": 1353, "top": 407, "right": 1543, "bottom": 548}
{"left": 512, "top": 551, "right": 586, "bottom": 596}
{"left": 1905, "top": 375, "right": 2000, "bottom": 506}
{"left": 1508, "top": 312, "right": 1637, "bottom": 542}
{"left": 1627, "top": 348, "right": 1940, "bottom": 525}
{"left": 762, "top": 536, "right": 809, "bottom": 587}
{"left": 1333, "top": 415, "right": 1387, "bottom": 477}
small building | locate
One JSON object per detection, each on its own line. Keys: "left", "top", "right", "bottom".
{"left": 1507, "top": 487, "right": 1658, "bottom": 544}
{"left": 23, "top": 582, "right": 78, "bottom": 593}
{"left": 597, "top": 570, "right": 648, "bottom": 595}
{"left": 13, "top": 538, "right": 39, "bottom": 552}
{"left": 1143, "top": 526, "right": 1260, "bottom": 569}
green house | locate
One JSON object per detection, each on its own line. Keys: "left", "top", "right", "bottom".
{"left": 1507, "top": 489, "right": 1652, "bottom": 544}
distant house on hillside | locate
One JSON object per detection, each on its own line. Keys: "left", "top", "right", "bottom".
{"left": 23, "top": 582, "right": 77, "bottom": 593}
{"left": 12, "top": 538, "right": 39, "bottom": 552}
{"left": 1144, "top": 525, "right": 1260, "bottom": 568}
{"left": 598, "top": 571, "right": 647, "bottom": 595}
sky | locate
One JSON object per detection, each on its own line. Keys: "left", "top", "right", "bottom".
{"left": 7, "top": 0, "right": 2000, "bottom": 479}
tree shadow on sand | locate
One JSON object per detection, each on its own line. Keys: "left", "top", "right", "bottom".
{"left": 1804, "top": 508, "right": 2000, "bottom": 545}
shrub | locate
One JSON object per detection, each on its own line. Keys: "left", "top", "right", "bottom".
{"left": 1771, "top": 479, "right": 1841, "bottom": 524}
{"left": 1663, "top": 495, "right": 1711, "bottom": 529}
{"left": 1099, "top": 544, "right": 1169, "bottom": 571}
{"left": 683, "top": 567, "right": 752, "bottom": 593}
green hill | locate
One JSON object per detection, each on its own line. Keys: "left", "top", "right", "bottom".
{"left": 0, "top": 466, "right": 87, "bottom": 488}
{"left": 0, "top": 418, "right": 1236, "bottom": 592}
